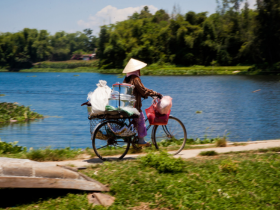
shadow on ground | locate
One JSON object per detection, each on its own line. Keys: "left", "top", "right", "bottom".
{"left": 0, "top": 188, "right": 83, "bottom": 208}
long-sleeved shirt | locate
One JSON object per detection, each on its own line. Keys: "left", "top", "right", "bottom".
{"left": 123, "top": 75, "right": 158, "bottom": 112}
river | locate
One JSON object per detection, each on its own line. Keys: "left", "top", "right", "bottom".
{"left": 1, "top": 72, "right": 280, "bottom": 148}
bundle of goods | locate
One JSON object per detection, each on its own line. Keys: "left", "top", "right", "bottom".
{"left": 82, "top": 81, "right": 139, "bottom": 117}
{"left": 106, "top": 82, "right": 140, "bottom": 116}
{"left": 86, "top": 80, "right": 111, "bottom": 115}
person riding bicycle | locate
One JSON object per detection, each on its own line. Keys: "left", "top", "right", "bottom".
{"left": 123, "top": 58, "right": 162, "bottom": 146}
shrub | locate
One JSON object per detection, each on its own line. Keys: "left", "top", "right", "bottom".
{"left": 199, "top": 150, "right": 218, "bottom": 156}
{"left": 26, "top": 147, "right": 81, "bottom": 161}
{"left": 0, "top": 102, "right": 43, "bottom": 123}
{"left": 215, "top": 137, "right": 227, "bottom": 147}
{"left": 220, "top": 159, "right": 238, "bottom": 173}
{"left": 36, "top": 60, "right": 99, "bottom": 69}
{"left": 0, "top": 140, "right": 27, "bottom": 154}
{"left": 139, "top": 151, "right": 185, "bottom": 173}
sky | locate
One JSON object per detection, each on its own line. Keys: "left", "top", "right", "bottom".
{"left": 0, "top": 0, "right": 257, "bottom": 35}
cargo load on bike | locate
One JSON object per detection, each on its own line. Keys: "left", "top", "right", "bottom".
{"left": 81, "top": 58, "right": 187, "bottom": 161}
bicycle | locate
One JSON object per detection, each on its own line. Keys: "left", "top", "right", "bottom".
{"left": 88, "top": 98, "right": 187, "bottom": 161}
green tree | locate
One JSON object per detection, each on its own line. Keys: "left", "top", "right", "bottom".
{"left": 255, "top": 0, "right": 280, "bottom": 64}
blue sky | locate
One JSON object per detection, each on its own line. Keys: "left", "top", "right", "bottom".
{"left": 0, "top": 0, "right": 256, "bottom": 35}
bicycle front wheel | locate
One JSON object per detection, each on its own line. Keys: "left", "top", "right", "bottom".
{"left": 92, "top": 120, "right": 131, "bottom": 161}
{"left": 152, "top": 116, "right": 187, "bottom": 155}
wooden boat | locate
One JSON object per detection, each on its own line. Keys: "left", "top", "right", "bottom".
{"left": 0, "top": 157, "right": 108, "bottom": 191}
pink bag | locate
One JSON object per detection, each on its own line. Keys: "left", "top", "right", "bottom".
{"left": 145, "top": 100, "right": 171, "bottom": 125}
{"left": 155, "top": 96, "right": 172, "bottom": 115}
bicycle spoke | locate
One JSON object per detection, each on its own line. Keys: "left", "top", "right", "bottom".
{"left": 153, "top": 116, "right": 187, "bottom": 155}
{"left": 92, "top": 120, "right": 131, "bottom": 160}
{"left": 96, "top": 145, "right": 109, "bottom": 150}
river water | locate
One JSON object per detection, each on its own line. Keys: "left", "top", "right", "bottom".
{"left": 0, "top": 72, "right": 280, "bottom": 149}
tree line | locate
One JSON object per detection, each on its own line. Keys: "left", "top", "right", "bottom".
{"left": 0, "top": 29, "right": 98, "bottom": 70}
{"left": 0, "top": 0, "right": 280, "bottom": 71}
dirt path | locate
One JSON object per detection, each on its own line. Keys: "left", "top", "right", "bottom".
{"left": 44, "top": 139, "right": 280, "bottom": 167}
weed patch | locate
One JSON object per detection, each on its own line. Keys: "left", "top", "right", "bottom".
{"left": 139, "top": 151, "right": 185, "bottom": 173}
{"left": 215, "top": 137, "right": 227, "bottom": 147}
{"left": 199, "top": 150, "right": 218, "bottom": 156}
{"left": 219, "top": 159, "right": 238, "bottom": 173}
{"left": 0, "top": 140, "right": 27, "bottom": 154}
{"left": 0, "top": 102, "right": 43, "bottom": 123}
{"left": 25, "top": 147, "right": 84, "bottom": 161}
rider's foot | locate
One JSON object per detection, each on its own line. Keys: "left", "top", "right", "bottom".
{"left": 137, "top": 137, "right": 151, "bottom": 147}
{"left": 138, "top": 142, "right": 151, "bottom": 147}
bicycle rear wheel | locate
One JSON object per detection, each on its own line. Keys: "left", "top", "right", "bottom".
{"left": 92, "top": 120, "right": 131, "bottom": 161}
{"left": 152, "top": 116, "right": 187, "bottom": 155}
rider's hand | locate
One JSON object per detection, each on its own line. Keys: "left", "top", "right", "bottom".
{"left": 157, "top": 93, "right": 163, "bottom": 99}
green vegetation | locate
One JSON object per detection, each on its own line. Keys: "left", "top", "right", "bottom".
{"left": 20, "top": 65, "right": 251, "bottom": 75}
{"left": 0, "top": 140, "right": 27, "bottom": 154}
{"left": 219, "top": 159, "right": 239, "bottom": 174}
{"left": 3, "top": 150, "right": 280, "bottom": 209}
{"left": 0, "top": 140, "right": 94, "bottom": 161}
{"left": 0, "top": 28, "right": 97, "bottom": 71}
{"left": 35, "top": 60, "right": 98, "bottom": 69}
{"left": 25, "top": 147, "right": 84, "bottom": 161}
{"left": 1, "top": 1, "right": 280, "bottom": 73}
{"left": 0, "top": 102, "right": 43, "bottom": 123}
{"left": 139, "top": 151, "right": 185, "bottom": 173}
{"left": 199, "top": 150, "right": 218, "bottom": 156}
{"left": 215, "top": 137, "right": 227, "bottom": 147}
{"left": 0, "top": 136, "right": 225, "bottom": 161}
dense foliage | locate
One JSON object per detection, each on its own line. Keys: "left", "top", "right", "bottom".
{"left": 139, "top": 151, "right": 185, "bottom": 173}
{"left": 0, "top": 102, "right": 43, "bottom": 123}
{"left": 0, "top": 29, "right": 97, "bottom": 70}
{"left": 1, "top": 0, "right": 280, "bottom": 72}
{"left": 0, "top": 140, "right": 27, "bottom": 154}
{"left": 97, "top": 2, "right": 258, "bottom": 68}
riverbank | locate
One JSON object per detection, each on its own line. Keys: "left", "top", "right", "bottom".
{"left": 21, "top": 66, "right": 252, "bottom": 75}
{"left": 1, "top": 143, "right": 280, "bottom": 209}
{"left": 0, "top": 60, "right": 253, "bottom": 75}
{"left": 0, "top": 137, "right": 221, "bottom": 161}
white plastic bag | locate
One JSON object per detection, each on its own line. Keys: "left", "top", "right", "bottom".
{"left": 155, "top": 96, "right": 172, "bottom": 114}
{"left": 87, "top": 80, "right": 111, "bottom": 114}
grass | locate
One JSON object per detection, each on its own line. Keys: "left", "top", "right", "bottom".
{"left": 35, "top": 60, "right": 99, "bottom": 69}
{"left": 2, "top": 149, "right": 280, "bottom": 209}
{"left": 0, "top": 136, "right": 226, "bottom": 161}
{"left": 215, "top": 137, "right": 227, "bottom": 147}
{"left": 199, "top": 150, "right": 218, "bottom": 156}
{"left": 0, "top": 102, "right": 43, "bottom": 123}
{"left": 20, "top": 66, "right": 251, "bottom": 75}
{"left": 0, "top": 140, "right": 95, "bottom": 161}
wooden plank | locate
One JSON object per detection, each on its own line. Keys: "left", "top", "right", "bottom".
{"left": 0, "top": 177, "right": 109, "bottom": 191}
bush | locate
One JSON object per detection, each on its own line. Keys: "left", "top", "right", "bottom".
{"left": 36, "top": 60, "right": 99, "bottom": 69}
{"left": 0, "top": 102, "right": 43, "bottom": 123}
{"left": 139, "top": 151, "right": 185, "bottom": 173}
{"left": 215, "top": 137, "right": 227, "bottom": 147}
{"left": 26, "top": 147, "right": 81, "bottom": 161}
{"left": 0, "top": 140, "right": 27, "bottom": 154}
{"left": 199, "top": 150, "right": 218, "bottom": 156}
{"left": 220, "top": 159, "right": 238, "bottom": 173}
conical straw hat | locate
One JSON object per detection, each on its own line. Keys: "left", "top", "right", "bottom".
{"left": 122, "top": 58, "right": 147, "bottom": 73}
